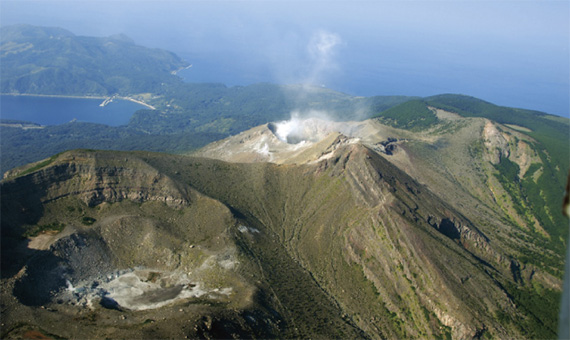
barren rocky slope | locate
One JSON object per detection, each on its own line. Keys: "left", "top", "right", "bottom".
{"left": 193, "top": 111, "right": 566, "bottom": 338}
{"left": 0, "top": 150, "right": 363, "bottom": 339}
{"left": 1, "top": 110, "right": 565, "bottom": 339}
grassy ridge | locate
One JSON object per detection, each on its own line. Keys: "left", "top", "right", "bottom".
{"left": 424, "top": 94, "right": 569, "bottom": 255}
{"left": 372, "top": 99, "right": 438, "bottom": 130}
{"left": 425, "top": 94, "right": 569, "bottom": 178}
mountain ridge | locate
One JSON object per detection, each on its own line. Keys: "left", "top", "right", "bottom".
{"left": 1, "top": 115, "right": 565, "bottom": 338}
{"left": 1, "top": 24, "right": 568, "bottom": 339}
{"left": 1, "top": 24, "right": 188, "bottom": 96}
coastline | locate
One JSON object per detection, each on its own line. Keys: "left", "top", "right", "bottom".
{"left": 171, "top": 64, "right": 193, "bottom": 75}
{"left": 0, "top": 93, "right": 156, "bottom": 110}
{"left": 118, "top": 96, "right": 156, "bottom": 110}
{"left": 1, "top": 93, "right": 107, "bottom": 100}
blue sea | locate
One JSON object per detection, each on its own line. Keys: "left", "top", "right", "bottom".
{"left": 176, "top": 52, "right": 568, "bottom": 118}
{"left": 0, "top": 95, "right": 147, "bottom": 126}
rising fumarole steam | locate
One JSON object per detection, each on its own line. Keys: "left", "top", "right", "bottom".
{"left": 304, "top": 30, "right": 342, "bottom": 86}
{"left": 270, "top": 110, "right": 344, "bottom": 144}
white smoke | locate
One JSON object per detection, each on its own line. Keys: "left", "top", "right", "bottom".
{"left": 66, "top": 279, "right": 75, "bottom": 292}
{"left": 305, "top": 30, "right": 342, "bottom": 86}
{"left": 273, "top": 112, "right": 304, "bottom": 143}
{"left": 266, "top": 29, "right": 343, "bottom": 88}
{"left": 309, "top": 30, "right": 342, "bottom": 66}
{"left": 268, "top": 30, "right": 352, "bottom": 144}
{"left": 272, "top": 110, "right": 339, "bottom": 144}
{"left": 254, "top": 141, "right": 272, "bottom": 159}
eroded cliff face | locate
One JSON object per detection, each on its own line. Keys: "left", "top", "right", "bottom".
{"left": 2, "top": 151, "right": 190, "bottom": 210}
{"left": 478, "top": 120, "right": 554, "bottom": 237}
{"left": 482, "top": 120, "right": 541, "bottom": 178}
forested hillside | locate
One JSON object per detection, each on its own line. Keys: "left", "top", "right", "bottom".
{"left": 1, "top": 24, "right": 189, "bottom": 95}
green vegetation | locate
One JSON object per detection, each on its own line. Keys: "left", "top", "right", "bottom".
{"left": 373, "top": 99, "right": 439, "bottom": 130}
{"left": 425, "top": 94, "right": 569, "bottom": 182}
{"left": 0, "top": 121, "right": 225, "bottom": 173}
{"left": 502, "top": 281, "right": 560, "bottom": 339}
{"left": 1, "top": 24, "right": 188, "bottom": 96}
{"left": 493, "top": 157, "right": 530, "bottom": 222}
{"left": 23, "top": 222, "right": 65, "bottom": 238}
{"left": 426, "top": 94, "right": 569, "bottom": 255}
{"left": 2, "top": 24, "right": 569, "bottom": 340}
{"left": 1, "top": 143, "right": 566, "bottom": 339}
{"left": 0, "top": 25, "right": 415, "bottom": 173}
{"left": 0, "top": 88, "right": 412, "bottom": 174}
{"left": 494, "top": 157, "right": 520, "bottom": 184}
{"left": 492, "top": 149, "right": 567, "bottom": 271}
{"left": 18, "top": 154, "right": 59, "bottom": 177}
{"left": 135, "top": 83, "right": 413, "bottom": 135}
{"left": 81, "top": 217, "right": 96, "bottom": 225}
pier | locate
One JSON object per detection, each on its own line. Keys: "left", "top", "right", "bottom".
{"left": 99, "top": 95, "right": 116, "bottom": 107}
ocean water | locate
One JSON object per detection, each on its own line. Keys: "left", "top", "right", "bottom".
{"left": 0, "top": 95, "right": 147, "bottom": 126}
{"left": 176, "top": 50, "right": 568, "bottom": 117}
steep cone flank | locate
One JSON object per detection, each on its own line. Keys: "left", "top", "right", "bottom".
{"left": 153, "top": 143, "right": 517, "bottom": 339}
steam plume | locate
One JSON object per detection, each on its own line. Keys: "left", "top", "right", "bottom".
{"left": 272, "top": 110, "right": 339, "bottom": 144}
{"left": 305, "top": 30, "right": 342, "bottom": 86}
{"left": 271, "top": 30, "right": 349, "bottom": 145}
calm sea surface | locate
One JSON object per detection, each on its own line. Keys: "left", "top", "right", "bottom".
{"left": 0, "top": 95, "right": 147, "bottom": 126}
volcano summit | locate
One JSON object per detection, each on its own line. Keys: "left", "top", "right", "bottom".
{"left": 1, "top": 25, "right": 568, "bottom": 340}
{"left": 2, "top": 101, "right": 567, "bottom": 339}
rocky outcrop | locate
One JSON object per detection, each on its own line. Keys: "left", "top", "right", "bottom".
{"left": 1, "top": 150, "right": 190, "bottom": 211}
{"left": 328, "top": 143, "right": 495, "bottom": 256}
{"left": 482, "top": 120, "right": 541, "bottom": 178}
{"left": 483, "top": 120, "right": 510, "bottom": 164}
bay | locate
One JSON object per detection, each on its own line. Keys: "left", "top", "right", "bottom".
{"left": 0, "top": 95, "right": 147, "bottom": 126}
